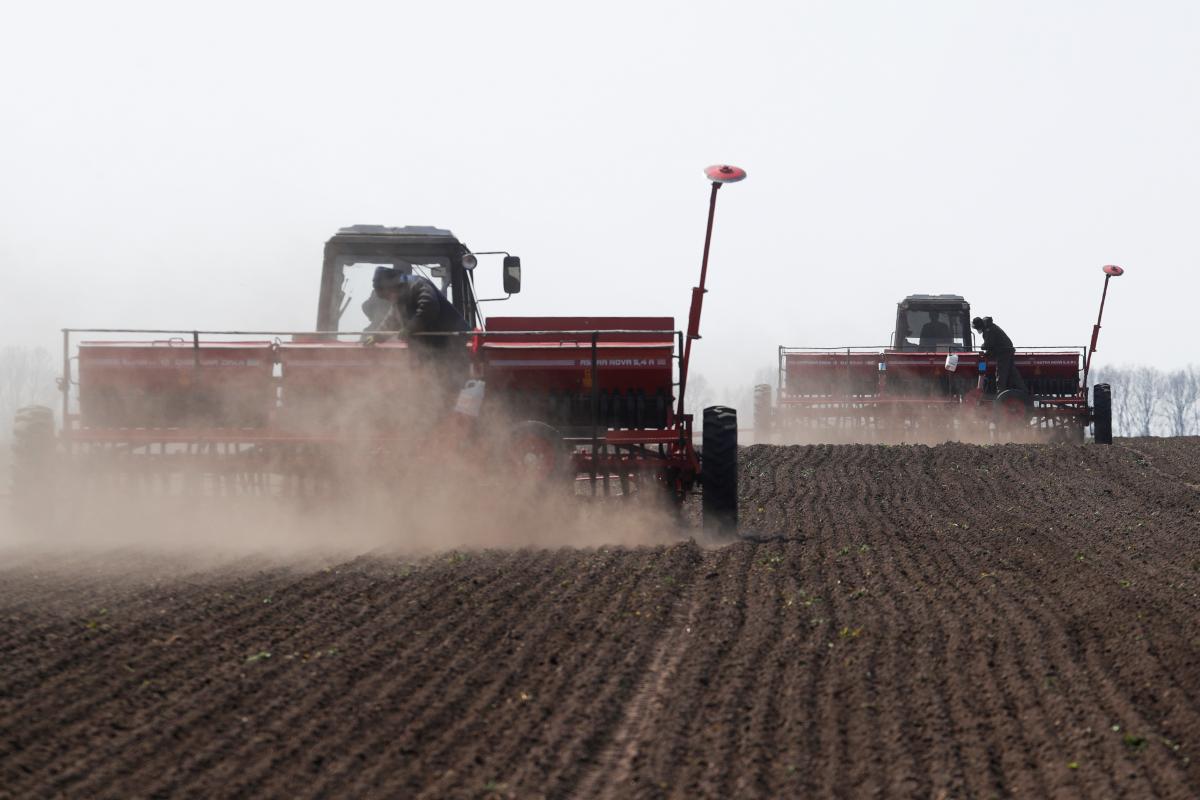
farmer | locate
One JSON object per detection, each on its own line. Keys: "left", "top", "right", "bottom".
{"left": 918, "top": 311, "right": 953, "bottom": 350}
{"left": 363, "top": 267, "right": 469, "bottom": 349}
{"left": 972, "top": 316, "right": 1027, "bottom": 393}
{"left": 361, "top": 267, "right": 473, "bottom": 421}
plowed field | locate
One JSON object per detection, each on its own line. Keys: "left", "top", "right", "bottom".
{"left": 3, "top": 439, "right": 1200, "bottom": 798}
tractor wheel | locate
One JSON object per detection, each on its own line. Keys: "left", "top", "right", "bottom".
{"left": 1093, "top": 383, "right": 1113, "bottom": 444}
{"left": 11, "top": 406, "right": 56, "bottom": 527}
{"left": 753, "top": 384, "right": 772, "bottom": 444}
{"left": 702, "top": 406, "right": 738, "bottom": 537}
{"left": 504, "top": 420, "right": 573, "bottom": 486}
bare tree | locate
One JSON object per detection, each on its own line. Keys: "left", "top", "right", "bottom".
{"left": 0, "top": 346, "right": 57, "bottom": 433}
{"left": 1161, "top": 367, "right": 1199, "bottom": 437}
{"left": 1110, "top": 368, "right": 1136, "bottom": 437}
{"left": 753, "top": 364, "right": 778, "bottom": 391}
{"left": 688, "top": 372, "right": 714, "bottom": 412}
{"left": 1126, "top": 365, "right": 1163, "bottom": 437}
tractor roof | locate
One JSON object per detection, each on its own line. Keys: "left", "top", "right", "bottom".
{"left": 899, "top": 294, "right": 968, "bottom": 307}
{"left": 334, "top": 224, "right": 455, "bottom": 238}
{"left": 327, "top": 225, "right": 462, "bottom": 247}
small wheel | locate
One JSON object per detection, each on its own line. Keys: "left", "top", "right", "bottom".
{"left": 504, "top": 421, "right": 572, "bottom": 484}
{"left": 702, "top": 406, "right": 738, "bottom": 537}
{"left": 994, "top": 389, "right": 1032, "bottom": 422}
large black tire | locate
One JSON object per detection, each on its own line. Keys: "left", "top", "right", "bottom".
{"left": 11, "top": 405, "right": 56, "bottom": 525}
{"left": 702, "top": 406, "right": 738, "bottom": 537}
{"left": 1093, "top": 383, "right": 1113, "bottom": 444}
{"left": 753, "top": 384, "right": 772, "bottom": 444}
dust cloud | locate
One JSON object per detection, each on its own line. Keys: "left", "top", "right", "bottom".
{"left": 753, "top": 424, "right": 1007, "bottom": 448}
{"left": 1, "top": 345, "right": 687, "bottom": 564}
{"left": 1, "top": 480, "right": 682, "bottom": 560}
{"left": 753, "top": 393, "right": 1072, "bottom": 447}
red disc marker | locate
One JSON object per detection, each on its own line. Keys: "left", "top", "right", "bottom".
{"left": 704, "top": 164, "right": 747, "bottom": 183}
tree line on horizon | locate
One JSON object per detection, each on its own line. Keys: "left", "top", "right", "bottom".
{"left": 1091, "top": 365, "right": 1200, "bottom": 438}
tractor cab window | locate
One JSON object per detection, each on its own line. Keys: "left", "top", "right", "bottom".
{"left": 334, "top": 257, "right": 453, "bottom": 332}
{"left": 897, "top": 308, "right": 969, "bottom": 351}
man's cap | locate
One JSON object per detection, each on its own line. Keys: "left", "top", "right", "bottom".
{"left": 971, "top": 316, "right": 985, "bottom": 329}
{"left": 372, "top": 267, "right": 417, "bottom": 290}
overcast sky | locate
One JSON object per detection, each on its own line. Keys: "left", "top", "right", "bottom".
{"left": 2, "top": 1, "right": 1196, "bottom": 397}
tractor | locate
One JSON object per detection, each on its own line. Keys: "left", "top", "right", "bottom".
{"left": 755, "top": 266, "right": 1124, "bottom": 444}
{"left": 10, "top": 166, "right": 748, "bottom": 536}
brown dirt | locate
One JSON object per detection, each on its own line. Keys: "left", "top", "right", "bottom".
{"left": 3, "top": 438, "right": 1200, "bottom": 798}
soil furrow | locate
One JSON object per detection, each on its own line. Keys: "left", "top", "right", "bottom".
{"left": 4, "top": 439, "right": 1200, "bottom": 798}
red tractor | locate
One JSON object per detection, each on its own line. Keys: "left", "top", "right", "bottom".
{"left": 11, "top": 167, "right": 747, "bottom": 535}
{"left": 755, "top": 267, "right": 1124, "bottom": 444}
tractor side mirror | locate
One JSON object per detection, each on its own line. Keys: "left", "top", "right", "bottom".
{"left": 503, "top": 256, "right": 522, "bottom": 294}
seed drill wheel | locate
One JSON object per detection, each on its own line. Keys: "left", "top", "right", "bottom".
{"left": 1092, "top": 383, "right": 1113, "bottom": 444}
{"left": 10, "top": 406, "right": 56, "bottom": 527}
{"left": 702, "top": 406, "right": 738, "bottom": 537}
{"left": 505, "top": 420, "right": 572, "bottom": 485}
{"left": 993, "top": 389, "right": 1033, "bottom": 436}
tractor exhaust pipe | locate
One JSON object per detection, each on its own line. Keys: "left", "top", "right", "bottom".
{"left": 1082, "top": 264, "right": 1125, "bottom": 388}
{"left": 676, "top": 165, "right": 746, "bottom": 420}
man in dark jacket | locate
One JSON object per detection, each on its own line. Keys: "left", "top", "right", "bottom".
{"left": 972, "top": 316, "right": 1027, "bottom": 393}
{"left": 364, "top": 267, "right": 470, "bottom": 349}
{"left": 364, "top": 268, "right": 473, "bottom": 416}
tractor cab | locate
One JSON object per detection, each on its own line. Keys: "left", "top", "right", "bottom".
{"left": 315, "top": 225, "right": 521, "bottom": 334}
{"left": 891, "top": 294, "right": 973, "bottom": 352}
